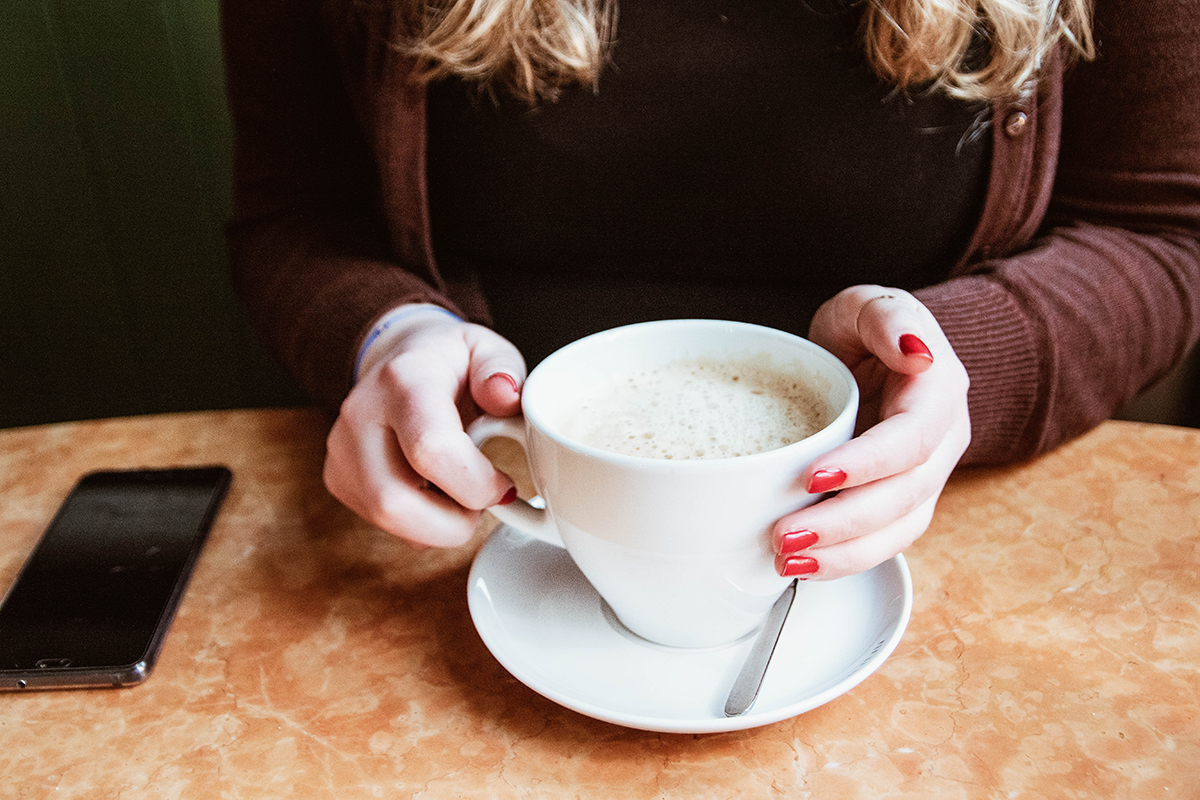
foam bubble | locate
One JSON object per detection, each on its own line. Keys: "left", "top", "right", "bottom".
{"left": 563, "top": 358, "right": 830, "bottom": 459}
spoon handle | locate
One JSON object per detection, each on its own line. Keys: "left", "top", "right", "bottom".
{"left": 724, "top": 580, "right": 797, "bottom": 717}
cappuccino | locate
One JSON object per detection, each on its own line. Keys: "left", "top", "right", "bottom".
{"left": 563, "top": 357, "right": 830, "bottom": 460}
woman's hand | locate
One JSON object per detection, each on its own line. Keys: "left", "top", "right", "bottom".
{"left": 324, "top": 307, "right": 527, "bottom": 548}
{"left": 772, "top": 286, "right": 971, "bottom": 580}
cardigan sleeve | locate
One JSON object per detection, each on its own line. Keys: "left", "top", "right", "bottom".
{"left": 917, "top": 0, "right": 1200, "bottom": 465}
{"left": 221, "top": 0, "right": 476, "bottom": 410}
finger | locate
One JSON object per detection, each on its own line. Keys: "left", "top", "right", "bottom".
{"left": 772, "top": 420, "right": 965, "bottom": 553}
{"left": 380, "top": 354, "right": 515, "bottom": 510}
{"left": 809, "top": 306, "right": 970, "bottom": 489}
{"left": 464, "top": 325, "right": 527, "bottom": 418}
{"left": 810, "top": 286, "right": 938, "bottom": 375}
{"left": 775, "top": 494, "right": 938, "bottom": 581}
{"left": 324, "top": 417, "right": 483, "bottom": 548}
{"left": 801, "top": 374, "right": 967, "bottom": 500}
{"left": 854, "top": 294, "right": 937, "bottom": 375}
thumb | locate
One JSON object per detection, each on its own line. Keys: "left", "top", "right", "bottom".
{"left": 855, "top": 294, "right": 938, "bottom": 376}
{"left": 812, "top": 286, "right": 936, "bottom": 376}
{"left": 465, "top": 326, "right": 527, "bottom": 417}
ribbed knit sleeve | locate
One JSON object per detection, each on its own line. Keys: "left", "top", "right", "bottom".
{"left": 916, "top": 276, "right": 1044, "bottom": 464}
{"left": 221, "top": 0, "right": 480, "bottom": 410}
{"left": 919, "top": 0, "right": 1200, "bottom": 466}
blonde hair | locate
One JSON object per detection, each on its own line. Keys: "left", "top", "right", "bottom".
{"left": 862, "top": 0, "right": 1094, "bottom": 102}
{"left": 398, "top": 0, "right": 1093, "bottom": 104}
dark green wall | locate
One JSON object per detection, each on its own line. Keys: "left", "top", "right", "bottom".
{"left": 0, "top": 0, "right": 304, "bottom": 430}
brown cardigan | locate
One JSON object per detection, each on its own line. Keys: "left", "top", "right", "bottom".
{"left": 222, "top": 0, "right": 1200, "bottom": 465}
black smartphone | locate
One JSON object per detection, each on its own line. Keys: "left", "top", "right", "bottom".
{"left": 0, "top": 466, "right": 231, "bottom": 691}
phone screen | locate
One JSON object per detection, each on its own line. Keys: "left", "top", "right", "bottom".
{"left": 0, "top": 466, "right": 231, "bottom": 690}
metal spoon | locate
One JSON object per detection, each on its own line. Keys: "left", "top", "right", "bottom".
{"left": 723, "top": 580, "right": 797, "bottom": 717}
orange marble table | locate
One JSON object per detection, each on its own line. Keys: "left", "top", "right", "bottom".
{"left": 0, "top": 409, "right": 1197, "bottom": 798}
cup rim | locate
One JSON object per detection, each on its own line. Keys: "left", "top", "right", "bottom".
{"left": 520, "top": 319, "right": 859, "bottom": 468}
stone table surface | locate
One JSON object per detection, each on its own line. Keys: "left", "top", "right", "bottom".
{"left": 0, "top": 409, "right": 1197, "bottom": 798}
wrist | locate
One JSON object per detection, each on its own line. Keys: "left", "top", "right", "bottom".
{"left": 353, "top": 304, "right": 463, "bottom": 383}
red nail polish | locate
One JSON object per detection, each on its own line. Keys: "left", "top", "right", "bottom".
{"left": 776, "top": 554, "right": 819, "bottom": 578}
{"left": 779, "top": 530, "right": 820, "bottom": 553}
{"left": 498, "top": 486, "right": 518, "bottom": 505}
{"left": 808, "top": 468, "right": 847, "bottom": 494}
{"left": 490, "top": 373, "right": 520, "bottom": 394}
{"left": 899, "top": 333, "right": 934, "bottom": 362}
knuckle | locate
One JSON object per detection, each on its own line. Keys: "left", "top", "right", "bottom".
{"left": 403, "top": 431, "right": 496, "bottom": 509}
{"left": 376, "top": 356, "right": 422, "bottom": 397}
{"left": 360, "top": 482, "right": 432, "bottom": 538}
{"left": 895, "top": 476, "right": 933, "bottom": 520}
{"left": 369, "top": 489, "right": 414, "bottom": 532}
{"left": 857, "top": 433, "right": 893, "bottom": 480}
{"left": 404, "top": 428, "right": 456, "bottom": 476}
{"left": 913, "top": 424, "right": 943, "bottom": 465}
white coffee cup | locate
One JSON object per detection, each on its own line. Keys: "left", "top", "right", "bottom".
{"left": 468, "top": 320, "right": 858, "bottom": 649}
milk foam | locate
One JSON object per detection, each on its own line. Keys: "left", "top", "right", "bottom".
{"left": 563, "top": 358, "right": 830, "bottom": 459}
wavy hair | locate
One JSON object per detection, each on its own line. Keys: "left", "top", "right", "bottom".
{"left": 396, "top": 0, "right": 1093, "bottom": 103}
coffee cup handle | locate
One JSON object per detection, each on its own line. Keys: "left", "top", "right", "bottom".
{"left": 466, "top": 415, "right": 565, "bottom": 548}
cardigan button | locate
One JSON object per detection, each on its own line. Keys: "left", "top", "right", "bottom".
{"left": 1004, "top": 110, "right": 1029, "bottom": 137}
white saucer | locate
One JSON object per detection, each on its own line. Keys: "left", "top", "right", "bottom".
{"left": 468, "top": 525, "right": 913, "bottom": 734}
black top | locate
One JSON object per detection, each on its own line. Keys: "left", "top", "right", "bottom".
{"left": 427, "top": 0, "right": 990, "bottom": 365}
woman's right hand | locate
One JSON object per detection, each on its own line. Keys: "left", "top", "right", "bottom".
{"left": 323, "top": 306, "right": 527, "bottom": 548}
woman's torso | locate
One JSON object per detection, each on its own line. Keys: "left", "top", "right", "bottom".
{"left": 424, "top": 0, "right": 992, "bottom": 364}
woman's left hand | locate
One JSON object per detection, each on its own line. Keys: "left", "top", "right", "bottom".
{"left": 772, "top": 285, "right": 971, "bottom": 580}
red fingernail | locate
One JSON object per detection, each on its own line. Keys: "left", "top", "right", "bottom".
{"left": 778, "top": 530, "right": 820, "bottom": 553}
{"left": 498, "top": 486, "right": 518, "bottom": 505}
{"left": 808, "top": 468, "right": 847, "bottom": 494}
{"left": 489, "top": 373, "right": 520, "bottom": 394}
{"left": 776, "top": 554, "right": 820, "bottom": 578}
{"left": 899, "top": 333, "right": 934, "bottom": 362}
